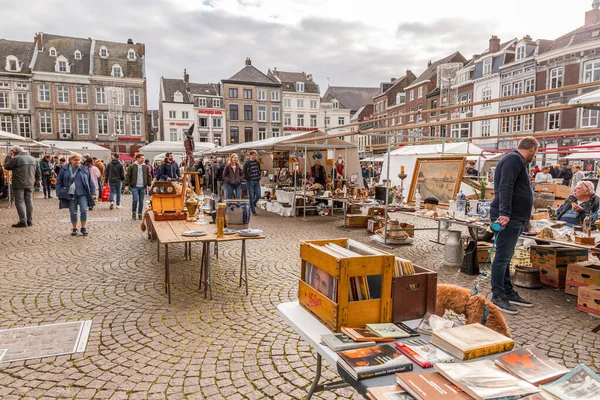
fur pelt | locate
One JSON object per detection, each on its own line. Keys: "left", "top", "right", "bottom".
{"left": 435, "top": 284, "right": 511, "bottom": 338}
{"left": 140, "top": 209, "right": 156, "bottom": 239}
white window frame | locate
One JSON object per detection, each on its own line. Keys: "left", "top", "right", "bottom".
{"left": 409, "top": 90, "right": 414, "bottom": 101}
{"left": 584, "top": 59, "right": 600, "bottom": 83}
{"left": 95, "top": 87, "right": 106, "bottom": 105}
{"left": 513, "top": 81, "right": 523, "bottom": 96}
{"left": 310, "top": 114, "right": 317, "bottom": 128}
{"left": 39, "top": 112, "right": 52, "bottom": 134}
{"left": 297, "top": 99, "right": 304, "bottom": 108}
{"left": 0, "top": 91, "right": 8, "bottom": 109}
{"left": 258, "top": 106, "right": 266, "bottom": 122}
{"left": 77, "top": 113, "right": 89, "bottom": 135}
{"left": 198, "top": 116, "right": 208, "bottom": 128}
{"left": 5, "top": 56, "right": 19, "bottom": 72}
{"left": 38, "top": 84, "right": 50, "bottom": 102}
{"left": 481, "top": 120, "right": 491, "bottom": 137}
{"left": 213, "top": 117, "right": 222, "bottom": 128}
{"left": 284, "top": 113, "right": 291, "bottom": 126}
{"left": 114, "top": 115, "right": 125, "bottom": 135}
{"left": 58, "top": 112, "right": 71, "bottom": 135}
{"left": 525, "top": 78, "right": 535, "bottom": 94}
{"left": 129, "top": 88, "right": 140, "bottom": 107}
{"left": 182, "top": 111, "right": 189, "bottom": 119}
{"left": 483, "top": 58, "right": 492, "bottom": 75}
{"left": 169, "top": 128, "right": 178, "bottom": 142}
{"left": 168, "top": 110, "right": 176, "bottom": 119}
{"left": 417, "top": 86, "right": 423, "bottom": 98}
{"left": 212, "top": 98, "right": 220, "bottom": 108}
{"left": 338, "top": 117, "right": 345, "bottom": 126}
{"left": 18, "top": 116, "right": 31, "bottom": 138}
{"left": 198, "top": 97, "right": 207, "bottom": 107}
{"left": 257, "top": 90, "right": 266, "bottom": 101}
{"left": 550, "top": 67, "right": 563, "bottom": 89}
{"left": 0, "top": 116, "right": 13, "bottom": 132}
{"left": 417, "top": 105, "right": 423, "bottom": 121}
{"left": 296, "top": 82, "right": 305, "bottom": 92}
{"left": 297, "top": 114, "right": 304, "bottom": 127}
{"left": 127, "top": 49, "right": 136, "bottom": 61}
{"left": 283, "top": 98, "right": 291, "bottom": 108}
{"left": 74, "top": 50, "right": 81, "bottom": 60}
{"left": 582, "top": 109, "right": 599, "bottom": 128}
{"left": 271, "top": 91, "right": 280, "bottom": 102}
{"left": 49, "top": 47, "right": 57, "bottom": 57}
{"left": 97, "top": 113, "right": 108, "bottom": 135}
{"left": 516, "top": 46, "right": 525, "bottom": 60}
{"left": 409, "top": 107, "right": 414, "bottom": 122}
{"left": 310, "top": 99, "right": 317, "bottom": 109}
{"left": 258, "top": 127, "right": 267, "bottom": 140}
{"left": 512, "top": 107, "right": 522, "bottom": 132}
{"left": 57, "top": 85, "right": 69, "bottom": 104}
{"left": 502, "top": 84, "right": 511, "bottom": 97}
{"left": 17, "top": 92, "right": 28, "bottom": 110}
{"left": 272, "top": 128, "right": 280, "bottom": 137}
{"left": 99, "top": 46, "right": 108, "bottom": 58}
{"left": 76, "top": 87, "right": 88, "bottom": 105}
{"left": 482, "top": 89, "right": 492, "bottom": 108}
{"left": 332, "top": 100, "right": 339, "bottom": 109}
{"left": 271, "top": 106, "right": 280, "bottom": 122}
{"left": 548, "top": 111, "right": 560, "bottom": 130}
{"left": 111, "top": 64, "right": 123, "bottom": 78}
{"left": 523, "top": 105, "right": 534, "bottom": 131}
{"left": 131, "top": 114, "right": 141, "bottom": 136}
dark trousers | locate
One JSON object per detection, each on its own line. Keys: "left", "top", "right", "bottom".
{"left": 42, "top": 175, "right": 52, "bottom": 197}
{"left": 490, "top": 219, "right": 525, "bottom": 297}
{"left": 14, "top": 188, "right": 33, "bottom": 223}
{"left": 247, "top": 180, "right": 261, "bottom": 212}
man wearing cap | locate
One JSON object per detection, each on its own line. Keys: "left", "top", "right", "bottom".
{"left": 557, "top": 180, "right": 599, "bottom": 226}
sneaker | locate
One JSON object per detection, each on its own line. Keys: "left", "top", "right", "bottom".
{"left": 81, "top": 228, "right": 88, "bottom": 236}
{"left": 138, "top": 214, "right": 143, "bottom": 220}
{"left": 110, "top": 202, "right": 114, "bottom": 210}
{"left": 116, "top": 205, "right": 122, "bottom": 209}
{"left": 48, "top": 196, "right": 53, "bottom": 199}
{"left": 252, "top": 211, "right": 257, "bottom": 215}
{"left": 12, "top": 222, "right": 27, "bottom": 228}
{"left": 132, "top": 212, "right": 137, "bottom": 220}
{"left": 27, "top": 221, "right": 33, "bottom": 227}
{"left": 491, "top": 295, "right": 519, "bottom": 315}
{"left": 507, "top": 291, "right": 533, "bottom": 307}
{"left": 71, "top": 228, "right": 78, "bottom": 236}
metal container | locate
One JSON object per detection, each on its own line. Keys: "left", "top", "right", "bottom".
{"left": 444, "top": 230, "right": 464, "bottom": 268}
{"left": 534, "top": 191, "right": 555, "bottom": 209}
{"left": 513, "top": 266, "right": 542, "bottom": 289}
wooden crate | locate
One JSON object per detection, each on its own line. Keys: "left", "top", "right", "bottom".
{"left": 299, "top": 239, "right": 395, "bottom": 332}
{"left": 345, "top": 215, "right": 369, "bottom": 228}
{"left": 392, "top": 265, "right": 437, "bottom": 322}
{"left": 534, "top": 183, "right": 571, "bottom": 199}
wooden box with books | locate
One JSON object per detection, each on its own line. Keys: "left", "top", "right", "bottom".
{"left": 299, "top": 239, "right": 395, "bottom": 332}
{"left": 392, "top": 264, "right": 437, "bottom": 322}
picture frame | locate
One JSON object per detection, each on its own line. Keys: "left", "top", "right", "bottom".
{"left": 408, "top": 157, "right": 467, "bottom": 205}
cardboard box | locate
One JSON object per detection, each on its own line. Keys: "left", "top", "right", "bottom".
{"left": 552, "top": 199, "right": 566, "bottom": 209}
{"left": 534, "top": 183, "right": 572, "bottom": 199}
{"left": 477, "top": 243, "right": 493, "bottom": 263}
{"left": 577, "top": 285, "right": 600, "bottom": 316}
{"left": 565, "top": 261, "right": 600, "bottom": 296}
{"left": 540, "top": 265, "right": 567, "bottom": 288}
{"left": 530, "top": 245, "right": 588, "bottom": 269}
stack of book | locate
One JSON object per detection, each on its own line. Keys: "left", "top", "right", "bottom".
{"left": 430, "top": 323, "right": 515, "bottom": 360}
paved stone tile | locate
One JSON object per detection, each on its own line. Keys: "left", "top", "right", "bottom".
{"left": 0, "top": 196, "right": 598, "bottom": 399}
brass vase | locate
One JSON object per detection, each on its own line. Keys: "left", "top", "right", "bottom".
{"left": 185, "top": 199, "right": 198, "bottom": 222}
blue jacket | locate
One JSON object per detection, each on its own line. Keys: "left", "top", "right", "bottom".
{"left": 157, "top": 160, "right": 181, "bottom": 181}
{"left": 490, "top": 150, "right": 533, "bottom": 222}
{"left": 56, "top": 165, "right": 96, "bottom": 209}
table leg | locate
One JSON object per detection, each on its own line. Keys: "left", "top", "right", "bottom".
{"left": 239, "top": 240, "right": 248, "bottom": 295}
{"left": 306, "top": 353, "right": 349, "bottom": 399}
{"left": 199, "top": 242, "right": 206, "bottom": 289}
{"left": 429, "top": 220, "right": 445, "bottom": 245}
{"left": 204, "top": 242, "right": 212, "bottom": 300}
{"left": 593, "top": 323, "right": 600, "bottom": 334}
{"left": 157, "top": 239, "right": 160, "bottom": 262}
{"left": 214, "top": 242, "right": 219, "bottom": 260}
{"left": 165, "top": 244, "right": 171, "bottom": 304}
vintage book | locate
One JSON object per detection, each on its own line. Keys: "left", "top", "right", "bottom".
{"left": 366, "top": 384, "right": 414, "bottom": 400}
{"left": 393, "top": 322, "right": 420, "bottom": 337}
{"left": 321, "top": 333, "right": 375, "bottom": 352}
{"left": 341, "top": 327, "right": 396, "bottom": 342}
{"left": 416, "top": 312, "right": 457, "bottom": 335}
{"left": 434, "top": 359, "right": 540, "bottom": 400}
{"left": 395, "top": 338, "right": 454, "bottom": 368}
{"left": 430, "top": 323, "right": 514, "bottom": 360}
{"left": 495, "top": 346, "right": 569, "bottom": 385}
{"left": 337, "top": 344, "right": 413, "bottom": 381}
{"left": 396, "top": 372, "right": 471, "bottom": 400}
{"left": 366, "top": 323, "right": 411, "bottom": 339}
{"left": 541, "top": 364, "right": 600, "bottom": 400}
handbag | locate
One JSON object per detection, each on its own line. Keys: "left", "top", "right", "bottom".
{"left": 56, "top": 185, "right": 71, "bottom": 201}
{"left": 460, "top": 237, "right": 480, "bottom": 276}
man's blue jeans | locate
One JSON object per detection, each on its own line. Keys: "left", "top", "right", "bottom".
{"left": 490, "top": 219, "right": 525, "bottom": 298}
{"left": 109, "top": 182, "right": 122, "bottom": 205}
{"left": 131, "top": 186, "right": 146, "bottom": 215}
{"left": 247, "top": 180, "right": 261, "bottom": 212}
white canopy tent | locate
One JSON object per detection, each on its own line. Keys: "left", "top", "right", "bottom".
{"left": 380, "top": 142, "right": 486, "bottom": 198}
{"left": 569, "top": 89, "right": 600, "bottom": 106}
{"left": 361, "top": 156, "right": 385, "bottom": 162}
{"left": 139, "top": 141, "right": 215, "bottom": 162}
{"left": 0, "top": 131, "right": 50, "bottom": 158}
{"left": 564, "top": 141, "right": 600, "bottom": 160}
{"left": 41, "top": 140, "right": 112, "bottom": 162}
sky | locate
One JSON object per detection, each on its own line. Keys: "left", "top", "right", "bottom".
{"left": 1, "top": 0, "right": 589, "bottom": 109}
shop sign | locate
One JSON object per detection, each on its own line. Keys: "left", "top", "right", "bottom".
{"left": 197, "top": 110, "right": 222, "bottom": 115}
{"left": 118, "top": 137, "right": 141, "bottom": 141}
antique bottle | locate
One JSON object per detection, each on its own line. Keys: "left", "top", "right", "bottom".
{"left": 414, "top": 189, "right": 421, "bottom": 210}
{"left": 216, "top": 203, "right": 226, "bottom": 238}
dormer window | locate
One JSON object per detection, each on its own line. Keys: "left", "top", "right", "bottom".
{"left": 111, "top": 64, "right": 123, "bottom": 78}
{"left": 516, "top": 45, "right": 526, "bottom": 61}
{"left": 332, "top": 100, "right": 339, "bottom": 109}
{"left": 49, "top": 47, "right": 57, "bottom": 57}
{"left": 54, "top": 55, "right": 70, "bottom": 73}
{"left": 127, "top": 49, "right": 136, "bottom": 61}
{"left": 74, "top": 50, "right": 81, "bottom": 60}
{"left": 174, "top": 90, "right": 183, "bottom": 103}
{"left": 5, "top": 56, "right": 20, "bottom": 72}
{"left": 483, "top": 58, "right": 492, "bottom": 75}
{"left": 296, "top": 82, "right": 305, "bottom": 92}
{"left": 99, "top": 46, "right": 108, "bottom": 58}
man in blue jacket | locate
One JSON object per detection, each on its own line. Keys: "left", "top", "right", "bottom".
{"left": 490, "top": 137, "right": 539, "bottom": 314}
{"left": 157, "top": 152, "right": 181, "bottom": 181}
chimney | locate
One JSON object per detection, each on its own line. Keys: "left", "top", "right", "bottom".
{"left": 307, "top": 74, "right": 312, "bottom": 80}
{"left": 586, "top": 0, "right": 600, "bottom": 25}
{"left": 245, "top": 57, "right": 252, "bottom": 66}
{"left": 489, "top": 35, "right": 501, "bottom": 53}
{"left": 34, "top": 32, "right": 43, "bottom": 51}
{"left": 473, "top": 54, "right": 480, "bottom": 60}
{"left": 273, "top": 66, "right": 277, "bottom": 72}
{"left": 136, "top": 43, "right": 145, "bottom": 57}
{"left": 183, "top": 69, "right": 189, "bottom": 84}
{"left": 127, "top": 38, "right": 134, "bottom": 45}
{"left": 391, "top": 77, "right": 396, "bottom": 82}
{"left": 427, "top": 60, "right": 432, "bottom": 67}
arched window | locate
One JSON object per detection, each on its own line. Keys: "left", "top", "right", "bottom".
{"left": 49, "top": 47, "right": 57, "bottom": 57}
{"left": 111, "top": 64, "right": 123, "bottom": 78}
{"left": 5, "top": 56, "right": 20, "bottom": 72}
{"left": 127, "top": 49, "right": 136, "bottom": 61}
{"left": 99, "top": 46, "right": 108, "bottom": 58}
{"left": 74, "top": 50, "right": 81, "bottom": 60}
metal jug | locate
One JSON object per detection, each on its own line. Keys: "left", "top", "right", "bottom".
{"left": 444, "top": 230, "right": 464, "bottom": 268}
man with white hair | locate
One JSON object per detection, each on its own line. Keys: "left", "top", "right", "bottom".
{"left": 5, "top": 146, "right": 41, "bottom": 228}
{"left": 557, "top": 180, "right": 599, "bottom": 226}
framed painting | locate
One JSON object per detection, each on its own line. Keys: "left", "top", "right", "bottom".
{"left": 408, "top": 157, "right": 467, "bottom": 205}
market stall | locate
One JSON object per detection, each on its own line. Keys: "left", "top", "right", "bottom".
{"left": 41, "top": 140, "right": 111, "bottom": 162}
{"left": 139, "top": 141, "right": 215, "bottom": 163}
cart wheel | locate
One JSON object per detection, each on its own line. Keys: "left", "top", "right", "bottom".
{"left": 468, "top": 227, "right": 493, "bottom": 242}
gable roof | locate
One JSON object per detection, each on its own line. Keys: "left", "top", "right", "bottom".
{"left": 0, "top": 39, "right": 35, "bottom": 74}
{"left": 544, "top": 23, "right": 600, "bottom": 53}
{"left": 267, "top": 69, "right": 320, "bottom": 93}
{"left": 92, "top": 39, "right": 144, "bottom": 79}
{"left": 223, "top": 63, "right": 280, "bottom": 87}
{"left": 321, "top": 86, "right": 379, "bottom": 113}
{"left": 33, "top": 33, "right": 91, "bottom": 75}
{"left": 161, "top": 77, "right": 220, "bottom": 103}
{"left": 405, "top": 51, "right": 467, "bottom": 90}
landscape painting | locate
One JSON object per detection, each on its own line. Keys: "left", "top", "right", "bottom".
{"left": 408, "top": 157, "right": 466, "bottom": 205}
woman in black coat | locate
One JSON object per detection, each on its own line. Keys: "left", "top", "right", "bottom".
{"left": 56, "top": 153, "right": 97, "bottom": 236}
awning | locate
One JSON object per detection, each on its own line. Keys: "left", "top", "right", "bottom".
{"left": 0, "top": 130, "right": 51, "bottom": 149}
{"left": 569, "top": 89, "right": 600, "bottom": 106}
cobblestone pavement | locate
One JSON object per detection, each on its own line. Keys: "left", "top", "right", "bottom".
{"left": 0, "top": 194, "right": 599, "bottom": 399}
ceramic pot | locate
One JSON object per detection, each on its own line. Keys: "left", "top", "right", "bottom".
{"left": 225, "top": 199, "right": 251, "bottom": 230}
{"left": 477, "top": 200, "right": 492, "bottom": 223}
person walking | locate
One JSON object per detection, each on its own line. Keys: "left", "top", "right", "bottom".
{"left": 223, "top": 153, "right": 244, "bottom": 199}
{"left": 490, "top": 137, "right": 539, "bottom": 314}
{"left": 144, "top": 159, "right": 154, "bottom": 181}
{"left": 558, "top": 163, "right": 573, "bottom": 186}
{"left": 5, "top": 146, "right": 41, "bottom": 227}
{"left": 243, "top": 150, "right": 261, "bottom": 215}
{"left": 93, "top": 157, "right": 105, "bottom": 197}
{"left": 105, "top": 153, "right": 125, "bottom": 210}
{"left": 56, "top": 153, "right": 97, "bottom": 236}
{"left": 571, "top": 164, "right": 585, "bottom": 191}
{"left": 157, "top": 152, "right": 181, "bottom": 181}
{"left": 84, "top": 157, "right": 101, "bottom": 211}
{"left": 39, "top": 155, "right": 53, "bottom": 199}
{"left": 212, "top": 157, "right": 226, "bottom": 201}
{"left": 124, "top": 153, "right": 152, "bottom": 220}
